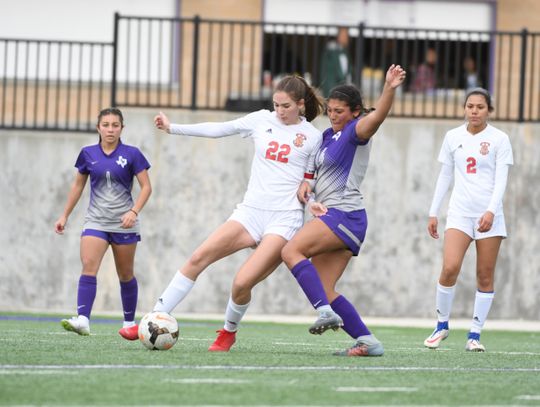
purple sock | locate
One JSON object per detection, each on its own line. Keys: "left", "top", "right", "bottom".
{"left": 331, "top": 295, "right": 371, "bottom": 339}
{"left": 290, "top": 259, "right": 329, "bottom": 309}
{"left": 120, "top": 277, "right": 138, "bottom": 323}
{"left": 77, "top": 275, "right": 97, "bottom": 320}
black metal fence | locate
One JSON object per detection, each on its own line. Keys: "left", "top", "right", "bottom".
{"left": 1, "top": 13, "right": 539, "bottom": 132}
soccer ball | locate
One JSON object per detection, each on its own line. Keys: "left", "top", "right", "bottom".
{"left": 138, "top": 311, "right": 179, "bottom": 350}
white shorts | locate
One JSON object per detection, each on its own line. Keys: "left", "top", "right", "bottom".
{"left": 445, "top": 213, "right": 507, "bottom": 240}
{"left": 228, "top": 203, "right": 303, "bottom": 243}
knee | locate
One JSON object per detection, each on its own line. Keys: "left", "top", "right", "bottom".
{"left": 281, "top": 242, "right": 299, "bottom": 269}
{"left": 186, "top": 249, "right": 208, "bottom": 269}
{"left": 476, "top": 267, "right": 495, "bottom": 291}
{"left": 231, "top": 278, "right": 253, "bottom": 302}
{"left": 440, "top": 264, "right": 461, "bottom": 284}
{"left": 81, "top": 256, "right": 100, "bottom": 274}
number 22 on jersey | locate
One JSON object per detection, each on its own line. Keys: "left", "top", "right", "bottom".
{"left": 265, "top": 141, "right": 291, "bottom": 163}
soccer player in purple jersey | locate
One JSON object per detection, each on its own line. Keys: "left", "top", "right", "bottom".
{"left": 281, "top": 64, "right": 406, "bottom": 356}
{"left": 54, "top": 108, "right": 152, "bottom": 339}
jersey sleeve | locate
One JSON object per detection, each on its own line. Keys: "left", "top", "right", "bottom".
{"left": 74, "top": 149, "right": 90, "bottom": 174}
{"left": 168, "top": 110, "right": 269, "bottom": 139}
{"left": 437, "top": 132, "right": 454, "bottom": 166}
{"left": 497, "top": 134, "right": 514, "bottom": 166}
{"left": 131, "top": 148, "right": 151, "bottom": 175}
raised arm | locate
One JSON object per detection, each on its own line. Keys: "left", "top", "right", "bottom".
{"left": 154, "top": 111, "right": 241, "bottom": 139}
{"left": 355, "top": 64, "right": 406, "bottom": 142}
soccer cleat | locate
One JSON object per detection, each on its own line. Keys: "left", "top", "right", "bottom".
{"left": 208, "top": 329, "right": 236, "bottom": 352}
{"left": 465, "top": 339, "right": 486, "bottom": 352}
{"left": 424, "top": 328, "right": 449, "bottom": 349}
{"left": 308, "top": 311, "right": 344, "bottom": 335}
{"left": 118, "top": 324, "right": 139, "bottom": 341}
{"left": 61, "top": 316, "right": 90, "bottom": 336}
{"left": 334, "top": 337, "right": 384, "bottom": 357}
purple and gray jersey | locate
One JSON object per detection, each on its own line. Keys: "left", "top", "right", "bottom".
{"left": 314, "top": 118, "right": 371, "bottom": 212}
{"left": 75, "top": 141, "right": 150, "bottom": 233}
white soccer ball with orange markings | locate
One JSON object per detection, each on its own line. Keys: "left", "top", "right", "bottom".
{"left": 138, "top": 311, "right": 179, "bottom": 350}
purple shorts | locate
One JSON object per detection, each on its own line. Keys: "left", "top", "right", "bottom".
{"left": 81, "top": 229, "right": 141, "bottom": 245}
{"left": 318, "top": 208, "right": 367, "bottom": 256}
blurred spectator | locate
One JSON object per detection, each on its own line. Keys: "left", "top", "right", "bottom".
{"left": 319, "top": 27, "right": 352, "bottom": 97}
{"left": 462, "top": 56, "right": 481, "bottom": 91}
{"left": 411, "top": 47, "right": 437, "bottom": 93}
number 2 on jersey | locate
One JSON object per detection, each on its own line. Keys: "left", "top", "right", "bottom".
{"left": 265, "top": 141, "right": 290, "bottom": 163}
{"left": 466, "top": 157, "right": 477, "bottom": 174}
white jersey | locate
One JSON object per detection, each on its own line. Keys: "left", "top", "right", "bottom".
{"left": 170, "top": 110, "right": 322, "bottom": 210}
{"left": 438, "top": 123, "right": 513, "bottom": 217}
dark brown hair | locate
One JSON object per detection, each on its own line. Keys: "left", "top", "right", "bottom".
{"left": 274, "top": 75, "right": 324, "bottom": 122}
{"left": 327, "top": 85, "right": 374, "bottom": 117}
{"left": 465, "top": 87, "right": 494, "bottom": 112}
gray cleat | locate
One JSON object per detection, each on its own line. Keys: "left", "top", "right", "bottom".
{"left": 308, "top": 311, "right": 343, "bottom": 335}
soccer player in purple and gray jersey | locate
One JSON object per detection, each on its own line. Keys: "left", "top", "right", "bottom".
{"left": 282, "top": 65, "right": 406, "bottom": 357}
{"left": 55, "top": 108, "right": 152, "bottom": 340}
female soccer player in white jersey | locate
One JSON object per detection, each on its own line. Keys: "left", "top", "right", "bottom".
{"left": 281, "top": 64, "right": 407, "bottom": 357}
{"left": 423, "top": 88, "right": 513, "bottom": 352}
{"left": 55, "top": 108, "right": 152, "bottom": 339}
{"left": 153, "top": 75, "right": 324, "bottom": 351}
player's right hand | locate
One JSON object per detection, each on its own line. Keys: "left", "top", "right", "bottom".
{"left": 154, "top": 111, "right": 171, "bottom": 133}
{"left": 55, "top": 216, "right": 67, "bottom": 234}
{"left": 427, "top": 216, "right": 439, "bottom": 239}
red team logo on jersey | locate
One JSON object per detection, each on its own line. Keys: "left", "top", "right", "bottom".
{"left": 479, "top": 142, "right": 490, "bottom": 155}
{"left": 293, "top": 133, "right": 307, "bottom": 147}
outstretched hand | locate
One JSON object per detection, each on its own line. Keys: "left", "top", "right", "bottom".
{"left": 154, "top": 111, "right": 171, "bottom": 133}
{"left": 385, "top": 64, "right": 407, "bottom": 89}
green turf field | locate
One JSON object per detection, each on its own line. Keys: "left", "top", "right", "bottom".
{"left": 0, "top": 313, "right": 539, "bottom": 406}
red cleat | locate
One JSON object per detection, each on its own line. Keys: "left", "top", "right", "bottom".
{"left": 208, "top": 329, "right": 236, "bottom": 352}
{"left": 118, "top": 324, "right": 139, "bottom": 341}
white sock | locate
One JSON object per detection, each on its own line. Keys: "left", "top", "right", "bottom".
{"left": 153, "top": 271, "right": 195, "bottom": 313}
{"left": 436, "top": 283, "right": 456, "bottom": 322}
{"left": 123, "top": 321, "right": 136, "bottom": 328}
{"left": 223, "top": 297, "right": 250, "bottom": 332}
{"left": 316, "top": 304, "right": 333, "bottom": 315}
{"left": 470, "top": 290, "right": 494, "bottom": 334}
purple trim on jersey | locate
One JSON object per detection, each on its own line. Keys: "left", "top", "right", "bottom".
{"left": 81, "top": 229, "right": 141, "bottom": 245}
{"left": 318, "top": 208, "right": 367, "bottom": 256}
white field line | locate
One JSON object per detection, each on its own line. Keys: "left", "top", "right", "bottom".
{"left": 515, "top": 395, "right": 540, "bottom": 400}
{"left": 1, "top": 364, "right": 539, "bottom": 373}
{"left": 164, "top": 378, "right": 251, "bottom": 384}
{"left": 336, "top": 387, "right": 418, "bottom": 393}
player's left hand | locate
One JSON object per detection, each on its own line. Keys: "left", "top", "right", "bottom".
{"left": 386, "top": 64, "right": 406, "bottom": 89}
{"left": 308, "top": 201, "right": 328, "bottom": 217}
{"left": 477, "top": 211, "right": 494, "bottom": 233}
{"left": 121, "top": 210, "right": 137, "bottom": 229}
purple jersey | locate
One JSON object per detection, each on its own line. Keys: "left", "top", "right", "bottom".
{"left": 314, "top": 118, "right": 371, "bottom": 211}
{"left": 75, "top": 140, "right": 150, "bottom": 233}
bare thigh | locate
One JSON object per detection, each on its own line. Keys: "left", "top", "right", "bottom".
{"left": 80, "top": 236, "right": 110, "bottom": 276}
{"left": 181, "top": 220, "right": 257, "bottom": 280}
{"left": 440, "top": 228, "right": 473, "bottom": 286}
{"left": 111, "top": 243, "right": 137, "bottom": 282}
{"left": 231, "top": 234, "right": 287, "bottom": 304}
{"left": 282, "top": 217, "right": 347, "bottom": 268}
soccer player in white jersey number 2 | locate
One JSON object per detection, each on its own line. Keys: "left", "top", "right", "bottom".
{"left": 55, "top": 108, "right": 152, "bottom": 339}
{"left": 153, "top": 75, "right": 324, "bottom": 351}
{"left": 424, "top": 88, "right": 513, "bottom": 352}
{"left": 281, "top": 64, "right": 407, "bottom": 356}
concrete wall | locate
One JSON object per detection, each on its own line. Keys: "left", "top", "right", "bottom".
{"left": 1, "top": 109, "right": 539, "bottom": 321}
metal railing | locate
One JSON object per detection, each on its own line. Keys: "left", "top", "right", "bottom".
{"left": 1, "top": 14, "right": 539, "bottom": 132}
